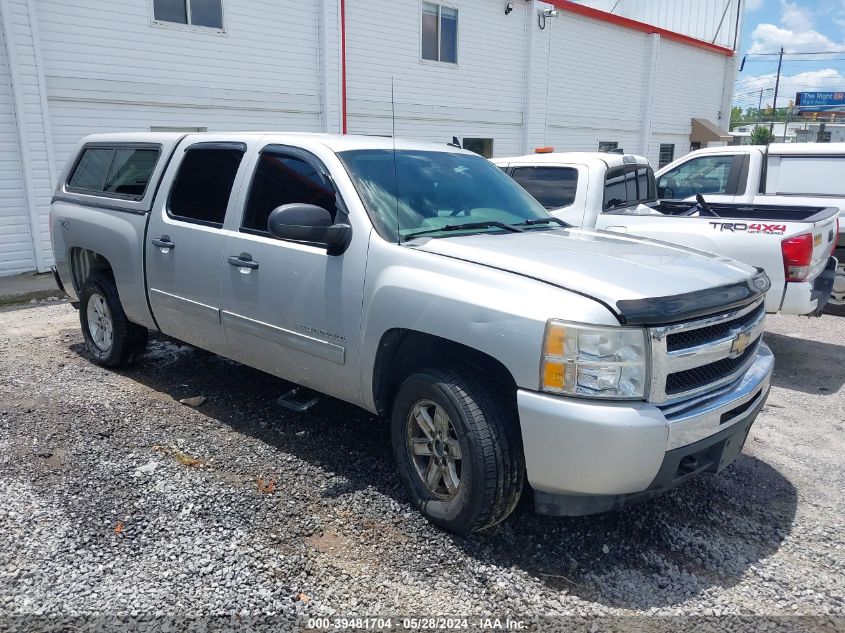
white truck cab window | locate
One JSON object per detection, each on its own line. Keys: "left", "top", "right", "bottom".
{"left": 657, "top": 155, "right": 733, "bottom": 199}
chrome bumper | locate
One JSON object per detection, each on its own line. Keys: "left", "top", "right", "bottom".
{"left": 517, "top": 344, "right": 773, "bottom": 499}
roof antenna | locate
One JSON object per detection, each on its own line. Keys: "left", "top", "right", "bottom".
{"left": 391, "top": 77, "right": 400, "bottom": 245}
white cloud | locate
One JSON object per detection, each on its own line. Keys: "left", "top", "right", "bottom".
{"left": 747, "top": 0, "right": 845, "bottom": 53}
{"left": 734, "top": 68, "right": 845, "bottom": 108}
{"left": 745, "top": 0, "right": 765, "bottom": 11}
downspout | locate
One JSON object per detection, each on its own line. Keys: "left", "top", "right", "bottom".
{"left": 638, "top": 33, "right": 659, "bottom": 159}
{"left": 340, "top": 0, "right": 347, "bottom": 134}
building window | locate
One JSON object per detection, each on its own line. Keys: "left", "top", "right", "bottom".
{"left": 598, "top": 141, "right": 618, "bottom": 152}
{"left": 658, "top": 144, "right": 675, "bottom": 168}
{"left": 422, "top": 2, "right": 458, "bottom": 63}
{"left": 153, "top": 0, "right": 224, "bottom": 30}
{"left": 462, "top": 138, "right": 493, "bottom": 158}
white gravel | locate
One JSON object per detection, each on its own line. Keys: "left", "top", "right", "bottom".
{"left": 0, "top": 303, "right": 842, "bottom": 629}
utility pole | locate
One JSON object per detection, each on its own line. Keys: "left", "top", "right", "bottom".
{"left": 769, "top": 47, "right": 784, "bottom": 135}
{"left": 757, "top": 88, "right": 764, "bottom": 120}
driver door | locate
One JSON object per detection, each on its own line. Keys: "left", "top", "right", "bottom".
{"left": 220, "top": 144, "right": 368, "bottom": 404}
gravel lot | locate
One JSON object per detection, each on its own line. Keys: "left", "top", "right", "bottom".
{"left": 0, "top": 302, "right": 843, "bottom": 628}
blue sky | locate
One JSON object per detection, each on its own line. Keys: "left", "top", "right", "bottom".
{"left": 733, "top": 0, "right": 845, "bottom": 111}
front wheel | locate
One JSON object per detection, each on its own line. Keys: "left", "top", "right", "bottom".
{"left": 79, "top": 273, "right": 147, "bottom": 367}
{"left": 391, "top": 367, "right": 524, "bottom": 534}
{"left": 824, "top": 258, "right": 845, "bottom": 316}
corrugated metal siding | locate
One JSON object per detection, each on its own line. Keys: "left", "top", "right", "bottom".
{"left": 651, "top": 39, "right": 727, "bottom": 157}
{"left": 0, "top": 21, "right": 36, "bottom": 275}
{"left": 541, "top": 12, "right": 647, "bottom": 154}
{"left": 35, "top": 0, "right": 326, "bottom": 166}
{"left": 575, "top": 0, "right": 740, "bottom": 50}
{"left": 344, "top": 0, "right": 527, "bottom": 155}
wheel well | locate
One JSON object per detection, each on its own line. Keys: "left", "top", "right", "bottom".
{"left": 70, "top": 248, "right": 114, "bottom": 294}
{"left": 372, "top": 329, "right": 518, "bottom": 418}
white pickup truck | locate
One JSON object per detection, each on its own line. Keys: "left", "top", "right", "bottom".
{"left": 493, "top": 152, "right": 838, "bottom": 317}
{"left": 655, "top": 143, "right": 845, "bottom": 315}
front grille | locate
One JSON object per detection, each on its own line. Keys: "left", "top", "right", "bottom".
{"left": 665, "top": 337, "right": 760, "bottom": 395}
{"left": 666, "top": 304, "right": 765, "bottom": 352}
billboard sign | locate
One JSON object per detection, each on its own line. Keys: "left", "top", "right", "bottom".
{"left": 795, "top": 92, "right": 845, "bottom": 112}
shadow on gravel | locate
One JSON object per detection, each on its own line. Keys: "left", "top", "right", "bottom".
{"left": 71, "top": 335, "right": 798, "bottom": 610}
{"left": 764, "top": 332, "right": 845, "bottom": 395}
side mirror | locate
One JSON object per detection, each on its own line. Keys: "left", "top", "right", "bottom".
{"left": 267, "top": 204, "right": 352, "bottom": 255}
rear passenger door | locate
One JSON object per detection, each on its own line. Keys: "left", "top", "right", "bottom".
{"left": 146, "top": 140, "right": 248, "bottom": 355}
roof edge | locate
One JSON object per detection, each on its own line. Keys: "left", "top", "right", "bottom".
{"left": 551, "top": 1, "right": 736, "bottom": 57}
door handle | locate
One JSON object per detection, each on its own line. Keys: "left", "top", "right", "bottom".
{"left": 151, "top": 236, "right": 175, "bottom": 250}
{"left": 228, "top": 253, "right": 259, "bottom": 270}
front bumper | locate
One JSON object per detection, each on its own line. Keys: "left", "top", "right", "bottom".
{"left": 517, "top": 344, "right": 774, "bottom": 516}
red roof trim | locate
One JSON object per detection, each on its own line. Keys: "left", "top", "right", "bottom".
{"left": 550, "top": 1, "right": 735, "bottom": 57}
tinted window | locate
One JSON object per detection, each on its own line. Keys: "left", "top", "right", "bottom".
{"left": 68, "top": 146, "right": 159, "bottom": 198}
{"left": 104, "top": 148, "right": 159, "bottom": 197}
{"left": 511, "top": 166, "right": 578, "bottom": 209}
{"left": 339, "top": 149, "right": 548, "bottom": 241}
{"left": 604, "top": 165, "right": 656, "bottom": 210}
{"left": 68, "top": 148, "right": 114, "bottom": 192}
{"left": 657, "top": 155, "right": 734, "bottom": 199}
{"left": 169, "top": 146, "right": 245, "bottom": 226}
{"left": 242, "top": 152, "right": 337, "bottom": 233}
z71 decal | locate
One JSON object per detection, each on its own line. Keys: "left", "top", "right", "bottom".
{"left": 709, "top": 222, "right": 787, "bottom": 235}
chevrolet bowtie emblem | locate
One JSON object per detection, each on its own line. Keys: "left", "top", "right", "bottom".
{"left": 730, "top": 331, "right": 751, "bottom": 358}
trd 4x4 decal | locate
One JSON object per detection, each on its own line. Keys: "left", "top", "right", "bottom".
{"left": 709, "top": 222, "right": 787, "bottom": 235}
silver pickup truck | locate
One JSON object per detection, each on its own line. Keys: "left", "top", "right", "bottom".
{"left": 50, "top": 132, "right": 774, "bottom": 534}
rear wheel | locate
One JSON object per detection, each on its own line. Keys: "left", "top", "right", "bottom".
{"left": 824, "top": 258, "right": 845, "bottom": 316}
{"left": 391, "top": 366, "right": 524, "bottom": 534}
{"left": 79, "top": 273, "right": 147, "bottom": 367}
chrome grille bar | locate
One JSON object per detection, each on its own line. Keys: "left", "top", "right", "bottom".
{"left": 648, "top": 298, "right": 766, "bottom": 405}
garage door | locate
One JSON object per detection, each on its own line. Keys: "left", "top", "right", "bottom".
{"left": 0, "top": 26, "right": 35, "bottom": 276}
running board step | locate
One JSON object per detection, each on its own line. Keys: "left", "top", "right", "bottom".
{"left": 277, "top": 387, "right": 321, "bottom": 413}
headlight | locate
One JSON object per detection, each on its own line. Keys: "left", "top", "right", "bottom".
{"left": 540, "top": 320, "right": 648, "bottom": 399}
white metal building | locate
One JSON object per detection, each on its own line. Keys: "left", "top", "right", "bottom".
{"left": 0, "top": 0, "right": 741, "bottom": 276}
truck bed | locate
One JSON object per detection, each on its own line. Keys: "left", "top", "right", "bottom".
{"left": 650, "top": 201, "right": 837, "bottom": 224}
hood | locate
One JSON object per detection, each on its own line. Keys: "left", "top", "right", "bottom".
{"left": 409, "top": 228, "right": 767, "bottom": 324}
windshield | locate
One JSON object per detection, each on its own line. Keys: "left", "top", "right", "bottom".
{"left": 338, "top": 149, "right": 550, "bottom": 241}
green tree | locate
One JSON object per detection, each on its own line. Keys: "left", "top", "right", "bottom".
{"left": 731, "top": 106, "right": 744, "bottom": 125}
{"left": 749, "top": 125, "right": 776, "bottom": 145}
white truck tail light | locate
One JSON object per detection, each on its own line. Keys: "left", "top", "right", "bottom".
{"left": 781, "top": 232, "right": 813, "bottom": 282}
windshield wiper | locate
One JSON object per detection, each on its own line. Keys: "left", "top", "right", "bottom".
{"left": 403, "top": 221, "right": 524, "bottom": 242}
{"left": 511, "top": 217, "right": 571, "bottom": 228}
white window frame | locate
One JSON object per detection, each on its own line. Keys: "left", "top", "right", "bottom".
{"left": 149, "top": 0, "right": 227, "bottom": 34}
{"left": 419, "top": 0, "right": 459, "bottom": 66}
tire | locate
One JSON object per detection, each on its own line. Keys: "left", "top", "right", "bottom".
{"left": 824, "top": 258, "right": 845, "bottom": 316}
{"left": 391, "top": 366, "right": 525, "bottom": 534}
{"left": 79, "top": 273, "right": 147, "bottom": 367}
